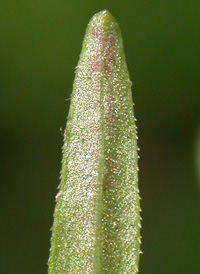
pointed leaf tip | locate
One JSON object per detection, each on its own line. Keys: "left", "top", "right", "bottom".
{"left": 90, "top": 10, "right": 116, "bottom": 25}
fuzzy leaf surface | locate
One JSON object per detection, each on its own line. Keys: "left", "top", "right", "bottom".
{"left": 48, "top": 10, "right": 141, "bottom": 274}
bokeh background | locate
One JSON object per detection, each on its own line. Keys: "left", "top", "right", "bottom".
{"left": 1, "top": 1, "right": 200, "bottom": 273}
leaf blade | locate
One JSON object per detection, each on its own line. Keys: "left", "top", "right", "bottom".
{"left": 48, "top": 10, "right": 141, "bottom": 274}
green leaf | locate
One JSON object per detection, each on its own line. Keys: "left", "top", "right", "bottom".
{"left": 48, "top": 10, "right": 141, "bottom": 274}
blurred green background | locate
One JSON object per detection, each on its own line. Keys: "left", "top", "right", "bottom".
{"left": 1, "top": 1, "right": 200, "bottom": 273}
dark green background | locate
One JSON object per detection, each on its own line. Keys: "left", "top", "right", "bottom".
{"left": 1, "top": 1, "right": 200, "bottom": 273}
